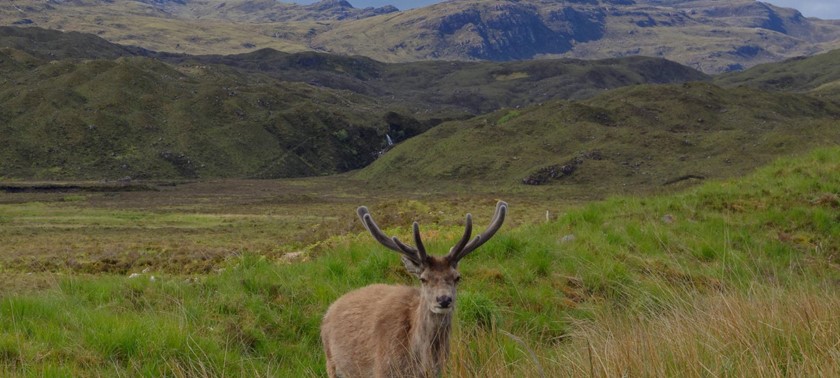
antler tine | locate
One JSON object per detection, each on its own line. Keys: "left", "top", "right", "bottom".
{"left": 451, "top": 201, "right": 507, "bottom": 263}
{"left": 445, "top": 213, "right": 473, "bottom": 260}
{"left": 357, "top": 206, "right": 422, "bottom": 264}
{"left": 412, "top": 222, "right": 428, "bottom": 261}
{"left": 357, "top": 207, "right": 400, "bottom": 250}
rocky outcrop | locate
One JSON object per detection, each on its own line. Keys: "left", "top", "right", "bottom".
{"left": 522, "top": 151, "right": 603, "bottom": 185}
{"left": 427, "top": 2, "right": 612, "bottom": 61}
{"left": 312, "top": 0, "right": 840, "bottom": 73}
{"left": 434, "top": 3, "right": 574, "bottom": 60}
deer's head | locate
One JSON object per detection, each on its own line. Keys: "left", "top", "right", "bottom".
{"left": 357, "top": 201, "right": 507, "bottom": 315}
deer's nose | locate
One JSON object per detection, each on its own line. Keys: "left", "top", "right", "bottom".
{"left": 436, "top": 295, "right": 453, "bottom": 308}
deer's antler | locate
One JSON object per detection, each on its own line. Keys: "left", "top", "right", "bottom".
{"left": 357, "top": 206, "right": 428, "bottom": 265}
{"left": 446, "top": 201, "right": 507, "bottom": 265}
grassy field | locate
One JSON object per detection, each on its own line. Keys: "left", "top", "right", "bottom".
{"left": 0, "top": 176, "right": 558, "bottom": 277}
{"left": 1, "top": 147, "right": 838, "bottom": 376}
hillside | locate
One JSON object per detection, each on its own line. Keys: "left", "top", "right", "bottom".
{"left": 4, "top": 0, "right": 840, "bottom": 73}
{"left": 123, "top": 0, "right": 399, "bottom": 23}
{"left": 3, "top": 26, "right": 836, "bottom": 183}
{"left": 0, "top": 0, "right": 378, "bottom": 55}
{"left": 0, "top": 25, "right": 143, "bottom": 60}
{"left": 0, "top": 51, "right": 391, "bottom": 180}
{"left": 0, "top": 26, "right": 709, "bottom": 113}
{"left": 715, "top": 48, "right": 840, "bottom": 99}
{"left": 178, "top": 49, "right": 709, "bottom": 114}
{"left": 0, "top": 27, "right": 713, "bottom": 180}
{"left": 357, "top": 82, "right": 840, "bottom": 196}
{"left": 313, "top": 0, "right": 840, "bottom": 73}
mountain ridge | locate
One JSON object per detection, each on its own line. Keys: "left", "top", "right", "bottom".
{"left": 3, "top": 0, "right": 840, "bottom": 73}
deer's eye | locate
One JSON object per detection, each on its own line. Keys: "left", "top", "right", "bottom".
{"left": 454, "top": 276, "right": 461, "bottom": 284}
{"left": 419, "top": 277, "right": 428, "bottom": 284}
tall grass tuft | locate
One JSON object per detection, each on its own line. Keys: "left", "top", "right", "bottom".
{"left": 563, "top": 285, "right": 840, "bottom": 377}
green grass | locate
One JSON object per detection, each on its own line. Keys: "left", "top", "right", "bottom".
{"left": 0, "top": 178, "right": 554, "bottom": 274}
{"left": 1, "top": 147, "right": 838, "bottom": 376}
{"left": 0, "top": 52, "right": 391, "bottom": 180}
{"left": 715, "top": 49, "right": 840, "bottom": 98}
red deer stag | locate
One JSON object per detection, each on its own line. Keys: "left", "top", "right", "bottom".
{"left": 321, "top": 201, "right": 508, "bottom": 377}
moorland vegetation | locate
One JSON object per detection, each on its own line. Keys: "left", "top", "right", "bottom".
{"left": 1, "top": 147, "right": 837, "bottom": 376}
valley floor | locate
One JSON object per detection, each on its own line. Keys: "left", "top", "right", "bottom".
{"left": 0, "top": 176, "right": 564, "bottom": 278}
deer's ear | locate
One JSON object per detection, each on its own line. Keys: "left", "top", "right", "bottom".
{"left": 401, "top": 255, "right": 424, "bottom": 277}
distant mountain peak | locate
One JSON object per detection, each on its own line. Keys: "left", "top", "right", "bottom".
{"left": 136, "top": 0, "right": 188, "bottom": 5}
{"left": 375, "top": 5, "right": 399, "bottom": 13}
{"left": 301, "top": 0, "right": 398, "bottom": 20}
{"left": 311, "top": 0, "right": 355, "bottom": 9}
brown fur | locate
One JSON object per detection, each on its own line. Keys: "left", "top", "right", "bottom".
{"left": 321, "top": 257, "right": 458, "bottom": 377}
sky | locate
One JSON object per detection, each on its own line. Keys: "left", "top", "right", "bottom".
{"left": 289, "top": 0, "right": 840, "bottom": 19}
{"left": 761, "top": 0, "right": 840, "bottom": 19}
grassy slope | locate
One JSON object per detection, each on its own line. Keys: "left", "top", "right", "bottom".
{"left": 357, "top": 82, "right": 840, "bottom": 196}
{"left": 1, "top": 146, "right": 837, "bottom": 376}
{"left": 375, "top": 56, "right": 709, "bottom": 113}
{"left": 0, "top": 51, "right": 391, "bottom": 180}
{"left": 157, "top": 49, "right": 709, "bottom": 116}
{"left": 715, "top": 48, "right": 840, "bottom": 98}
{"left": 0, "top": 26, "right": 138, "bottom": 60}
{"left": 0, "top": 1, "right": 313, "bottom": 55}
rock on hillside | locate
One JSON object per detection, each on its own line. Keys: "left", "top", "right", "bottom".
{"left": 312, "top": 0, "right": 840, "bottom": 73}
{"left": 189, "top": 0, "right": 399, "bottom": 23}
{"left": 313, "top": 0, "right": 607, "bottom": 61}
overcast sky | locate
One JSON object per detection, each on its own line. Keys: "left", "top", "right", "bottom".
{"left": 290, "top": 1, "right": 840, "bottom": 19}
{"left": 761, "top": 0, "right": 840, "bottom": 19}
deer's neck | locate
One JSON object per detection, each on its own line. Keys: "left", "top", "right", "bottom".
{"left": 411, "top": 300, "right": 452, "bottom": 375}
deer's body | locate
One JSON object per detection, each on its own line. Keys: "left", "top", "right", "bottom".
{"left": 321, "top": 201, "right": 507, "bottom": 378}
{"left": 321, "top": 284, "right": 451, "bottom": 377}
